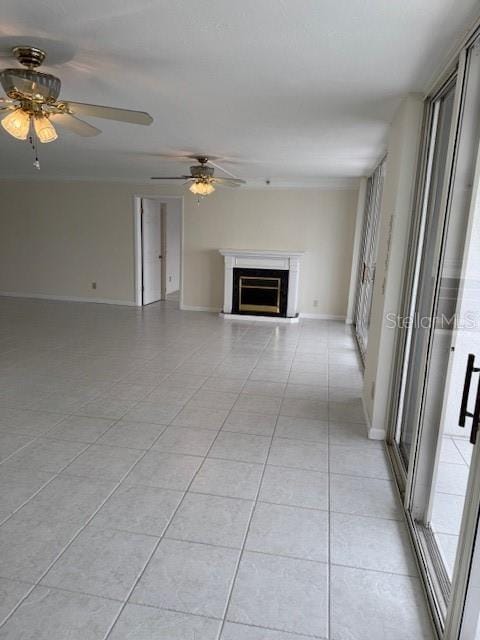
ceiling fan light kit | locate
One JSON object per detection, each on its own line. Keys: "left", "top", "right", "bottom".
{"left": 33, "top": 113, "right": 58, "bottom": 143}
{"left": 1, "top": 106, "right": 58, "bottom": 144}
{"left": 151, "top": 156, "right": 246, "bottom": 197}
{"left": 0, "top": 45, "right": 153, "bottom": 166}
{"left": 1, "top": 107, "right": 30, "bottom": 140}
{"left": 189, "top": 180, "right": 215, "bottom": 196}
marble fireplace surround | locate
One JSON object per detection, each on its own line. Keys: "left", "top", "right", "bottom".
{"left": 219, "top": 249, "right": 304, "bottom": 322}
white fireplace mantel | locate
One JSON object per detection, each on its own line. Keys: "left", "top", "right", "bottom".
{"left": 219, "top": 249, "right": 304, "bottom": 321}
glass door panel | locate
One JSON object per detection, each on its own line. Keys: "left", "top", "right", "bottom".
{"left": 396, "top": 82, "right": 456, "bottom": 468}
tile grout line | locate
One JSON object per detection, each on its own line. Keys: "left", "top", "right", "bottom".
{"left": 0, "top": 317, "right": 375, "bottom": 638}
{"left": 216, "top": 325, "right": 302, "bottom": 639}
{"left": 102, "top": 323, "right": 261, "bottom": 640}
{"left": 0, "top": 407, "right": 141, "bottom": 528}
{"left": 0, "top": 414, "right": 175, "bottom": 630}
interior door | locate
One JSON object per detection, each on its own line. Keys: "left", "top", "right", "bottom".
{"left": 141, "top": 198, "right": 162, "bottom": 305}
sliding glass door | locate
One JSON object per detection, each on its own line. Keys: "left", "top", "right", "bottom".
{"left": 354, "top": 159, "right": 385, "bottom": 359}
{"left": 447, "top": 263, "right": 480, "bottom": 638}
{"left": 395, "top": 80, "right": 456, "bottom": 469}
{"left": 387, "top": 37, "right": 480, "bottom": 638}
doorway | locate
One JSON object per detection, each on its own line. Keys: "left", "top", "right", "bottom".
{"left": 133, "top": 196, "right": 183, "bottom": 307}
{"left": 387, "top": 36, "right": 480, "bottom": 639}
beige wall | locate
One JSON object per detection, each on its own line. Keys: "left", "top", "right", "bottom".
{"left": 183, "top": 188, "right": 357, "bottom": 315}
{"left": 0, "top": 182, "right": 135, "bottom": 304}
{"left": 0, "top": 181, "right": 358, "bottom": 316}
{"left": 363, "top": 94, "right": 424, "bottom": 436}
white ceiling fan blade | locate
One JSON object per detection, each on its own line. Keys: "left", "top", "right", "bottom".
{"left": 50, "top": 113, "right": 101, "bottom": 137}
{"left": 214, "top": 177, "right": 246, "bottom": 187}
{"left": 150, "top": 176, "right": 190, "bottom": 180}
{"left": 63, "top": 101, "right": 153, "bottom": 125}
{"left": 208, "top": 159, "right": 243, "bottom": 180}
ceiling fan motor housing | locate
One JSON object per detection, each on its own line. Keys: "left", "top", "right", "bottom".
{"left": 0, "top": 69, "right": 61, "bottom": 102}
{"left": 191, "top": 164, "right": 214, "bottom": 178}
{"left": 12, "top": 46, "right": 46, "bottom": 68}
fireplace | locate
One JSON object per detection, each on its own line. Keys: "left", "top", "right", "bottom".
{"left": 232, "top": 268, "right": 289, "bottom": 317}
{"left": 219, "top": 249, "right": 304, "bottom": 322}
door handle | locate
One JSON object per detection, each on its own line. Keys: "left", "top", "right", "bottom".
{"left": 470, "top": 375, "right": 480, "bottom": 445}
{"left": 361, "top": 263, "right": 367, "bottom": 284}
{"left": 459, "top": 353, "right": 480, "bottom": 444}
{"left": 459, "top": 354, "right": 476, "bottom": 427}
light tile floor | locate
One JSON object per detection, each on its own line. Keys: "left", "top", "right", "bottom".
{"left": 0, "top": 298, "right": 435, "bottom": 639}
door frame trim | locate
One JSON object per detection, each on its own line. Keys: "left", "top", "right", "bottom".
{"left": 133, "top": 195, "right": 184, "bottom": 307}
{"left": 444, "top": 75, "right": 480, "bottom": 636}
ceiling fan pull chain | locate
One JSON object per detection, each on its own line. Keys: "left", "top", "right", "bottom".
{"left": 29, "top": 130, "right": 40, "bottom": 170}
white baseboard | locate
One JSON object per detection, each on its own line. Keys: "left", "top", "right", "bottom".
{"left": 0, "top": 292, "right": 135, "bottom": 306}
{"left": 219, "top": 312, "right": 300, "bottom": 324}
{"left": 300, "top": 313, "right": 346, "bottom": 321}
{"left": 368, "top": 427, "right": 386, "bottom": 440}
{"left": 180, "top": 304, "right": 221, "bottom": 313}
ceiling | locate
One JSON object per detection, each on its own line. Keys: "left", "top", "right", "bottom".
{"left": 0, "top": 0, "right": 478, "bottom": 184}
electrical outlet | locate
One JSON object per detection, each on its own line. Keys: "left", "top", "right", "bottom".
{"left": 313, "top": 300, "right": 318, "bottom": 307}
{"left": 91, "top": 282, "right": 97, "bottom": 290}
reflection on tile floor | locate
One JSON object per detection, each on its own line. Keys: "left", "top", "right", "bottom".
{"left": 0, "top": 298, "right": 434, "bottom": 639}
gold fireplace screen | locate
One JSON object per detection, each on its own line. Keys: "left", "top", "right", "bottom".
{"left": 239, "top": 275, "right": 281, "bottom": 313}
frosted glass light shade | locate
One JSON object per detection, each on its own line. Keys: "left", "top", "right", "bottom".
{"left": 34, "top": 114, "right": 58, "bottom": 143}
{"left": 189, "top": 180, "right": 215, "bottom": 196}
{"left": 1, "top": 108, "right": 31, "bottom": 140}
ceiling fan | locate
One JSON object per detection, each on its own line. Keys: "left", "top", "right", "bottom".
{"left": 151, "top": 156, "right": 246, "bottom": 196}
{"left": 0, "top": 45, "right": 153, "bottom": 148}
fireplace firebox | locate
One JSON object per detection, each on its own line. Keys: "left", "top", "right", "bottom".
{"left": 232, "top": 268, "right": 289, "bottom": 317}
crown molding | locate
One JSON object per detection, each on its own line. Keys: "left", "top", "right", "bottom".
{"left": 0, "top": 174, "right": 361, "bottom": 190}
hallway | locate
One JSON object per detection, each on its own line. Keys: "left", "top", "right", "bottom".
{"left": 0, "top": 298, "right": 433, "bottom": 639}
